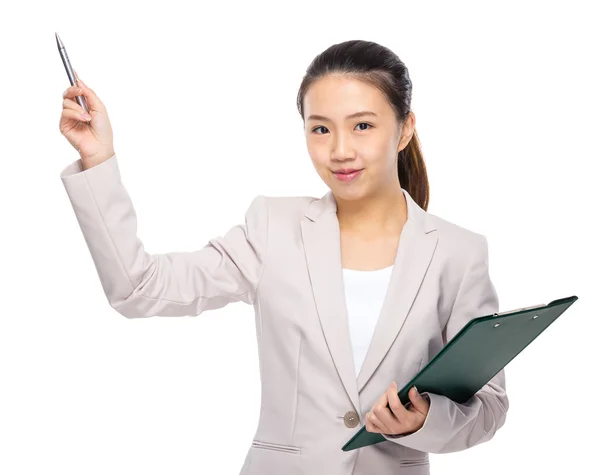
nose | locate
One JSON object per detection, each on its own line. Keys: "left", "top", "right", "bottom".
{"left": 330, "top": 130, "right": 356, "bottom": 160}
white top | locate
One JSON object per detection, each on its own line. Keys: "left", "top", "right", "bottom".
{"left": 342, "top": 265, "right": 394, "bottom": 378}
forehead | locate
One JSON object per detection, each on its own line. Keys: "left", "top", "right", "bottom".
{"left": 304, "top": 75, "right": 390, "bottom": 119}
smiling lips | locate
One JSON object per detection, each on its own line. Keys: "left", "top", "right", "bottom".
{"left": 332, "top": 168, "right": 364, "bottom": 182}
{"left": 333, "top": 168, "right": 363, "bottom": 174}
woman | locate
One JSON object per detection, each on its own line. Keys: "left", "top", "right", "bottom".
{"left": 59, "top": 40, "right": 508, "bottom": 475}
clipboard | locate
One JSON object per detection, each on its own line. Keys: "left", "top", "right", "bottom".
{"left": 341, "top": 295, "right": 579, "bottom": 451}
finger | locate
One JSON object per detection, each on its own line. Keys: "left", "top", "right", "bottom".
{"left": 387, "top": 382, "right": 410, "bottom": 420}
{"left": 371, "top": 385, "right": 391, "bottom": 416}
{"left": 365, "top": 416, "right": 379, "bottom": 433}
{"left": 373, "top": 385, "right": 406, "bottom": 433}
{"left": 375, "top": 390, "right": 388, "bottom": 408}
{"left": 367, "top": 410, "right": 392, "bottom": 434}
{"left": 73, "top": 70, "right": 103, "bottom": 111}
{"left": 63, "top": 97, "right": 88, "bottom": 115}
{"left": 63, "top": 85, "right": 83, "bottom": 100}
{"left": 368, "top": 391, "right": 391, "bottom": 433}
{"left": 408, "top": 386, "right": 430, "bottom": 416}
{"left": 371, "top": 384, "right": 388, "bottom": 410}
{"left": 62, "top": 108, "right": 92, "bottom": 122}
{"left": 374, "top": 406, "right": 402, "bottom": 435}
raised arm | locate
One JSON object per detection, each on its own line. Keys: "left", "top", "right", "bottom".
{"left": 60, "top": 155, "right": 269, "bottom": 318}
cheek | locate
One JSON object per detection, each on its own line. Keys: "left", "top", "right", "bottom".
{"left": 307, "top": 149, "right": 330, "bottom": 170}
{"left": 310, "top": 156, "right": 329, "bottom": 173}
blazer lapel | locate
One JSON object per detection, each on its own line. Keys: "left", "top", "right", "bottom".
{"left": 300, "top": 188, "right": 438, "bottom": 413}
{"left": 355, "top": 208, "right": 438, "bottom": 392}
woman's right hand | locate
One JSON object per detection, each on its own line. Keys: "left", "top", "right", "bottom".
{"left": 59, "top": 70, "right": 115, "bottom": 170}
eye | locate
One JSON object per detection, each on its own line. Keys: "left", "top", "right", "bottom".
{"left": 311, "top": 122, "right": 373, "bottom": 134}
{"left": 311, "top": 125, "right": 328, "bottom": 135}
{"left": 355, "top": 122, "right": 373, "bottom": 131}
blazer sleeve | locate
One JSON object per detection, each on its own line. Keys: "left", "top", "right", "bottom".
{"left": 382, "top": 235, "right": 509, "bottom": 454}
{"left": 60, "top": 154, "right": 269, "bottom": 318}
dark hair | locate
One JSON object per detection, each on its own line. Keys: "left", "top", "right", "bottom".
{"left": 296, "top": 40, "right": 430, "bottom": 211}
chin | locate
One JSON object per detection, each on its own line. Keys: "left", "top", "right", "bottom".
{"left": 330, "top": 184, "right": 369, "bottom": 201}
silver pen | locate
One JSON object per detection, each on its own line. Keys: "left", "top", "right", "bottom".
{"left": 55, "top": 32, "right": 88, "bottom": 113}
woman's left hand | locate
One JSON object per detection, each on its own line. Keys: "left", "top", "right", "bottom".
{"left": 365, "top": 382, "right": 430, "bottom": 436}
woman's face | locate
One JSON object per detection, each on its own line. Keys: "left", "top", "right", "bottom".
{"left": 303, "top": 74, "right": 414, "bottom": 201}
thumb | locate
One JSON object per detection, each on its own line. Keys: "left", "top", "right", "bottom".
{"left": 74, "top": 70, "right": 103, "bottom": 111}
{"left": 409, "top": 386, "right": 429, "bottom": 415}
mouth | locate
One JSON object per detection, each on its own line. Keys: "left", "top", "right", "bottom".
{"left": 332, "top": 168, "right": 364, "bottom": 174}
{"left": 332, "top": 168, "right": 364, "bottom": 182}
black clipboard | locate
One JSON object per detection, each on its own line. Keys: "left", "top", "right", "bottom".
{"left": 342, "top": 295, "right": 579, "bottom": 451}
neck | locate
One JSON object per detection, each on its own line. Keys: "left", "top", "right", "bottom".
{"left": 336, "top": 186, "right": 407, "bottom": 237}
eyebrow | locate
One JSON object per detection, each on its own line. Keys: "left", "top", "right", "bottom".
{"left": 306, "top": 111, "right": 378, "bottom": 122}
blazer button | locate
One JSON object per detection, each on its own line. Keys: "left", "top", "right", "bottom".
{"left": 344, "top": 411, "right": 359, "bottom": 428}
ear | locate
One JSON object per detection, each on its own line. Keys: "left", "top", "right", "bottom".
{"left": 397, "top": 112, "right": 416, "bottom": 153}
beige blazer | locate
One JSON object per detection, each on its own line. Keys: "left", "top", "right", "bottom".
{"left": 60, "top": 154, "right": 509, "bottom": 475}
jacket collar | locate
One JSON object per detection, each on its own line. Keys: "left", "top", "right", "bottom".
{"left": 300, "top": 187, "right": 438, "bottom": 414}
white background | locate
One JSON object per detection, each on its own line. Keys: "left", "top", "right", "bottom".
{"left": 1, "top": 1, "right": 598, "bottom": 473}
